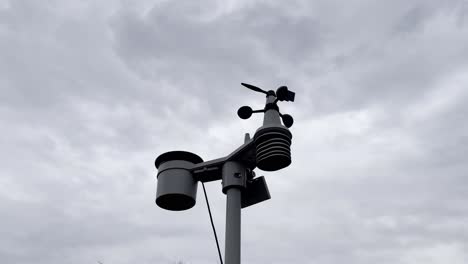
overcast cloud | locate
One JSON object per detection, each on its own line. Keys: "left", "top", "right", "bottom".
{"left": 1, "top": 0, "right": 468, "bottom": 263}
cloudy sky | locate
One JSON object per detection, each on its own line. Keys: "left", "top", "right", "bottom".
{"left": 1, "top": 0, "right": 468, "bottom": 263}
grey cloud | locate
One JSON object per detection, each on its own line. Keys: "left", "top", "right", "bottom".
{"left": 1, "top": 0, "right": 468, "bottom": 263}
{"left": 110, "top": 0, "right": 323, "bottom": 122}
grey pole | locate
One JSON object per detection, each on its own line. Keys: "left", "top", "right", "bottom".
{"left": 225, "top": 186, "right": 241, "bottom": 264}
{"left": 222, "top": 161, "right": 247, "bottom": 264}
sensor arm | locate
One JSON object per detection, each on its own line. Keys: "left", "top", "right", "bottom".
{"left": 191, "top": 138, "right": 256, "bottom": 183}
{"left": 192, "top": 157, "right": 227, "bottom": 182}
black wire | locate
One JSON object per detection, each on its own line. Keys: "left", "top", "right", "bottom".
{"left": 201, "top": 182, "right": 224, "bottom": 264}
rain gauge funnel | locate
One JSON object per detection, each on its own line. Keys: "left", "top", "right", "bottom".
{"left": 155, "top": 151, "right": 203, "bottom": 211}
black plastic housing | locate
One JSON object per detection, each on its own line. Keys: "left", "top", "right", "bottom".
{"left": 253, "top": 126, "right": 292, "bottom": 171}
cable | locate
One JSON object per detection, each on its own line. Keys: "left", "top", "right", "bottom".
{"left": 201, "top": 181, "right": 224, "bottom": 264}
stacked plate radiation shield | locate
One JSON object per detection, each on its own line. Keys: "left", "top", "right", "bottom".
{"left": 254, "top": 126, "right": 292, "bottom": 171}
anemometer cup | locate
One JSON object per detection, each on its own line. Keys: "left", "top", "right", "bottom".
{"left": 155, "top": 151, "right": 203, "bottom": 211}
{"left": 253, "top": 126, "right": 292, "bottom": 171}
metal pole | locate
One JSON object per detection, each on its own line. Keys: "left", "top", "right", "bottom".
{"left": 225, "top": 186, "right": 241, "bottom": 264}
{"left": 222, "top": 161, "right": 246, "bottom": 264}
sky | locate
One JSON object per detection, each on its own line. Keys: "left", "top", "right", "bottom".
{"left": 1, "top": 0, "right": 468, "bottom": 263}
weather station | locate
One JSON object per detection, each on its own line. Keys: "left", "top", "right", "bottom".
{"left": 154, "top": 83, "right": 296, "bottom": 264}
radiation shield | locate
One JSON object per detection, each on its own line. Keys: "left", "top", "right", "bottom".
{"left": 155, "top": 151, "right": 203, "bottom": 211}
{"left": 253, "top": 126, "right": 292, "bottom": 171}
